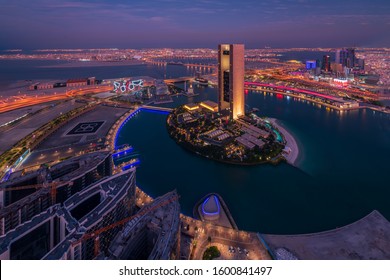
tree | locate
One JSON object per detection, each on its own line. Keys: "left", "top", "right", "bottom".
{"left": 202, "top": 246, "right": 221, "bottom": 260}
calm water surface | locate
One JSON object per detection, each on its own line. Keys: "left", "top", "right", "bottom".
{"left": 117, "top": 88, "right": 390, "bottom": 234}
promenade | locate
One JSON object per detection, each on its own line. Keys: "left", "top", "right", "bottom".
{"left": 268, "top": 118, "right": 299, "bottom": 166}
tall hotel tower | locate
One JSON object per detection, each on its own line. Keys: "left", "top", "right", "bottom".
{"left": 218, "top": 44, "right": 245, "bottom": 120}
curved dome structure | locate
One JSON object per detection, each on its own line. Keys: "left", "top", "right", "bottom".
{"left": 201, "top": 195, "right": 221, "bottom": 221}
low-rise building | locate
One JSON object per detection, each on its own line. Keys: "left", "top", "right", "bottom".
{"left": 66, "top": 78, "right": 88, "bottom": 87}
{"left": 200, "top": 100, "right": 218, "bottom": 112}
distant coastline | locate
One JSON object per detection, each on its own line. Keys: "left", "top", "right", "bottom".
{"left": 37, "top": 60, "right": 145, "bottom": 68}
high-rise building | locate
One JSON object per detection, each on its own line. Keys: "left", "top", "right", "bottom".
{"left": 218, "top": 44, "right": 245, "bottom": 120}
{"left": 335, "top": 48, "right": 356, "bottom": 68}
{"left": 322, "top": 55, "right": 331, "bottom": 72}
{"left": 345, "top": 48, "right": 356, "bottom": 68}
{"left": 356, "top": 58, "right": 365, "bottom": 70}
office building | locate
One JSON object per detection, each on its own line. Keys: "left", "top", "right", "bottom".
{"left": 218, "top": 44, "right": 245, "bottom": 120}
{"left": 335, "top": 48, "right": 356, "bottom": 68}
{"left": 322, "top": 55, "right": 331, "bottom": 72}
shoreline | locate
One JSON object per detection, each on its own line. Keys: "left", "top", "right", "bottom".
{"left": 267, "top": 118, "right": 300, "bottom": 166}
{"left": 37, "top": 60, "right": 146, "bottom": 68}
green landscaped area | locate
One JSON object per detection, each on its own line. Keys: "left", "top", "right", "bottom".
{"left": 202, "top": 246, "right": 221, "bottom": 260}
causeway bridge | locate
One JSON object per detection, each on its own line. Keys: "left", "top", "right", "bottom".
{"left": 140, "top": 105, "right": 173, "bottom": 113}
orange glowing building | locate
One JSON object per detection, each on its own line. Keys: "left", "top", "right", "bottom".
{"left": 218, "top": 44, "right": 245, "bottom": 120}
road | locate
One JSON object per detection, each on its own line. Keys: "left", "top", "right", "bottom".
{"left": 0, "top": 101, "right": 83, "bottom": 155}
{"left": 0, "top": 85, "right": 112, "bottom": 114}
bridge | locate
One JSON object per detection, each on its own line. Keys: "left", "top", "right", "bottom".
{"left": 147, "top": 60, "right": 216, "bottom": 70}
{"left": 184, "top": 63, "right": 217, "bottom": 70}
{"left": 244, "top": 81, "right": 362, "bottom": 111}
{"left": 140, "top": 105, "right": 173, "bottom": 113}
{"left": 163, "top": 76, "right": 194, "bottom": 84}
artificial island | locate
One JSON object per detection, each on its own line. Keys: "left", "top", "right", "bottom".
{"left": 167, "top": 44, "right": 292, "bottom": 165}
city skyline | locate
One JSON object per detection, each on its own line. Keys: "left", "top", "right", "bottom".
{"left": 1, "top": 0, "right": 390, "bottom": 49}
{"left": 0, "top": 0, "right": 390, "bottom": 263}
{"left": 0, "top": 41, "right": 389, "bottom": 261}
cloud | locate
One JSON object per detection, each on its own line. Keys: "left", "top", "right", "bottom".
{"left": 1, "top": 0, "right": 389, "bottom": 48}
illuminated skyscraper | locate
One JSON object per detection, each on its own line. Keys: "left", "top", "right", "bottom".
{"left": 322, "top": 55, "right": 331, "bottom": 72}
{"left": 335, "top": 48, "right": 356, "bottom": 68}
{"left": 218, "top": 44, "right": 245, "bottom": 120}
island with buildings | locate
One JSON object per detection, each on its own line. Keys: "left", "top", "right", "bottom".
{"left": 167, "top": 44, "right": 290, "bottom": 165}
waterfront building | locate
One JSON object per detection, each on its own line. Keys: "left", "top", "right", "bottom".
{"left": 200, "top": 100, "right": 218, "bottom": 112}
{"left": 201, "top": 194, "right": 221, "bottom": 221}
{"left": 183, "top": 103, "right": 199, "bottom": 111}
{"left": 66, "top": 78, "right": 88, "bottom": 87}
{"left": 218, "top": 44, "right": 245, "bottom": 120}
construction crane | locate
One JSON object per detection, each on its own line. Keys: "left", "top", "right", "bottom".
{"left": 0, "top": 181, "right": 74, "bottom": 205}
{"left": 71, "top": 193, "right": 179, "bottom": 258}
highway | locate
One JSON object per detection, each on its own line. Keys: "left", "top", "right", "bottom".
{"left": 0, "top": 101, "right": 83, "bottom": 155}
{"left": 0, "top": 85, "right": 112, "bottom": 114}
{"left": 251, "top": 67, "right": 380, "bottom": 99}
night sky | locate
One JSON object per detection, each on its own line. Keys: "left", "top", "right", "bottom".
{"left": 1, "top": 0, "right": 389, "bottom": 49}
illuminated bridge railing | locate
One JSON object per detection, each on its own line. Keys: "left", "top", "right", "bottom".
{"left": 140, "top": 105, "right": 173, "bottom": 113}
{"left": 112, "top": 147, "right": 134, "bottom": 158}
{"left": 244, "top": 81, "right": 342, "bottom": 102}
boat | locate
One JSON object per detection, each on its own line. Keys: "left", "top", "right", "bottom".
{"left": 193, "top": 77, "right": 209, "bottom": 86}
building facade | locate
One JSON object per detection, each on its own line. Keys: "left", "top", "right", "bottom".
{"left": 0, "top": 151, "right": 113, "bottom": 235}
{"left": 218, "top": 44, "right": 245, "bottom": 120}
{"left": 322, "top": 55, "right": 331, "bottom": 72}
{"left": 0, "top": 168, "right": 136, "bottom": 260}
{"left": 335, "top": 48, "right": 356, "bottom": 68}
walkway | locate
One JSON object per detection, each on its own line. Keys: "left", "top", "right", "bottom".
{"left": 140, "top": 105, "right": 173, "bottom": 112}
{"left": 268, "top": 118, "right": 299, "bottom": 166}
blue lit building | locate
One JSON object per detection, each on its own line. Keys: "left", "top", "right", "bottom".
{"left": 306, "top": 60, "right": 317, "bottom": 70}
